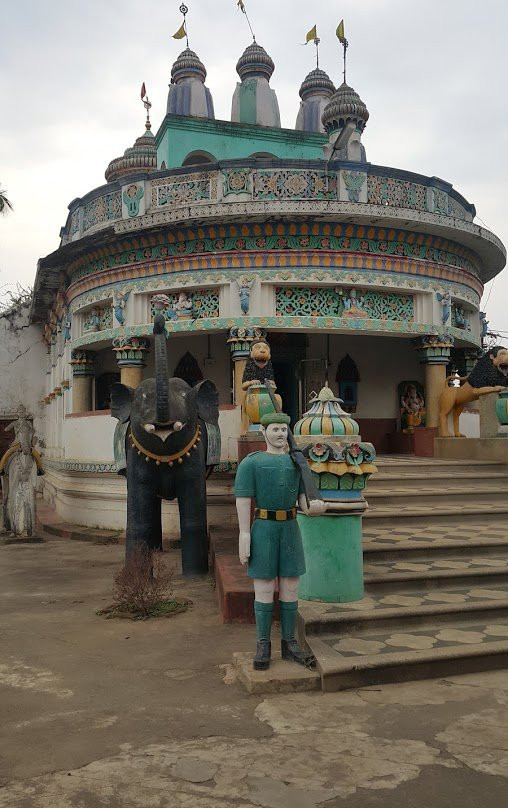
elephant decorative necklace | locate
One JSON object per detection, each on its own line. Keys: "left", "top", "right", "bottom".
{"left": 129, "top": 426, "right": 201, "bottom": 466}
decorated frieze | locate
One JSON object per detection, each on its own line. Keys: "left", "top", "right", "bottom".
{"left": 112, "top": 336, "right": 150, "bottom": 367}
{"left": 452, "top": 303, "right": 471, "bottom": 331}
{"left": 368, "top": 176, "right": 427, "bottom": 212}
{"left": 223, "top": 169, "right": 251, "bottom": 196}
{"left": 252, "top": 169, "right": 337, "bottom": 201}
{"left": 68, "top": 221, "right": 482, "bottom": 285}
{"left": 150, "top": 171, "right": 218, "bottom": 208}
{"left": 82, "top": 191, "right": 122, "bottom": 233}
{"left": 276, "top": 286, "right": 414, "bottom": 321}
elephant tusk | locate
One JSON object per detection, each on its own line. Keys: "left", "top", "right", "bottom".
{"left": 144, "top": 423, "right": 156, "bottom": 433}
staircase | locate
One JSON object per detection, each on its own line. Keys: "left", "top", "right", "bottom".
{"left": 298, "top": 456, "right": 508, "bottom": 690}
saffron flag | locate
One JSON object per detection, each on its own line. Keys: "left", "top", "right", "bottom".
{"left": 172, "top": 22, "right": 186, "bottom": 39}
{"left": 305, "top": 25, "right": 317, "bottom": 44}
{"left": 140, "top": 82, "right": 146, "bottom": 100}
{"left": 336, "top": 20, "right": 346, "bottom": 43}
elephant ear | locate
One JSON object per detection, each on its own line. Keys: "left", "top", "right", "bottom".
{"left": 195, "top": 380, "right": 219, "bottom": 425}
{"left": 111, "top": 383, "right": 133, "bottom": 423}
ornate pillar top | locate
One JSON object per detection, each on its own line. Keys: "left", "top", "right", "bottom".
{"left": 413, "top": 334, "right": 454, "bottom": 364}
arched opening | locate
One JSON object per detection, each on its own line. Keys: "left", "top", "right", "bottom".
{"left": 182, "top": 151, "right": 216, "bottom": 167}
{"left": 249, "top": 152, "right": 278, "bottom": 160}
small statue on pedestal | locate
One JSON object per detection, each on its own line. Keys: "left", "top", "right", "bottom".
{"left": 0, "top": 405, "right": 44, "bottom": 539}
{"left": 234, "top": 411, "right": 325, "bottom": 671}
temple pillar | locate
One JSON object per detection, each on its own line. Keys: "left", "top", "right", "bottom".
{"left": 70, "top": 350, "right": 96, "bottom": 413}
{"left": 112, "top": 337, "right": 150, "bottom": 388}
{"left": 414, "top": 336, "right": 454, "bottom": 428}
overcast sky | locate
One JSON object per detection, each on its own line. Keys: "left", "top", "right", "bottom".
{"left": 1, "top": 0, "right": 507, "bottom": 336}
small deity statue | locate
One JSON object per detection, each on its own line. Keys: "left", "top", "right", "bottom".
{"left": 112, "top": 290, "right": 130, "bottom": 326}
{"left": 234, "top": 411, "right": 326, "bottom": 671}
{"left": 341, "top": 288, "right": 367, "bottom": 317}
{"left": 437, "top": 291, "right": 451, "bottom": 325}
{"left": 241, "top": 340, "right": 276, "bottom": 391}
{"left": 480, "top": 311, "right": 489, "bottom": 342}
{"left": 89, "top": 307, "right": 102, "bottom": 332}
{"left": 62, "top": 311, "right": 72, "bottom": 342}
{"left": 236, "top": 277, "right": 253, "bottom": 315}
{"left": 454, "top": 306, "right": 467, "bottom": 329}
{"left": 399, "top": 382, "right": 425, "bottom": 432}
{"left": 0, "top": 405, "right": 44, "bottom": 538}
{"left": 174, "top": 291, "right": 194, "bottom": 319}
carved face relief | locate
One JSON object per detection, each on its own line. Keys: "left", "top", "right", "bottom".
{"left": 250, "top": 340, "right": 271, "bottom": 368}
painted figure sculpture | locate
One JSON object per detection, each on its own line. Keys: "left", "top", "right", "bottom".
{"left": 438, "top": 347, "right": 508, "bottom": 437}
{"left": 235, "top": 411, "right": 326, "bottom": 671}
{"left": 111, "top": 315, "right": 220, "bottom": 575}
{"left": 0, "top": 405, "right": 44, "bottom": 538}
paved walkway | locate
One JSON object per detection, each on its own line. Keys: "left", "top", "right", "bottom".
{"left": 1, "top": 532, "right": 507, "bottom": 807}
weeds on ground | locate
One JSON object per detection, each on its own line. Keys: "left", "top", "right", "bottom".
{"left": 96, "top": 547, "right": 191, "bottom": 620}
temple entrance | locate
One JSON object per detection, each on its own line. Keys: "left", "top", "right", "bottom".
{"left": 270, "top": 333, "right": 307, "bottom": 426}
{"left": 272, "top": 360, "right": 299, "bottom": 425}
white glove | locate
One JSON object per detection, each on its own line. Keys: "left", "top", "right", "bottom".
{"left": 239, "top": 531, "right": 251, "bottom": 565}
{"left": 299, "top": 496, "right": 327, "bottom": 516}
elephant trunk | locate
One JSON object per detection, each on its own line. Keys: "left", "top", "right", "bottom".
{"left": 153, "top": 314, "right": 171, "bottom": 425}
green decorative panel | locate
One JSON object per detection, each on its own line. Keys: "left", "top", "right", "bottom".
{"left": 320, "top": 473, "right": 339, "bottom": 490}
{"left": 276, "top": 287, "right": 414, "bottom": 321}
{"left": 253, "top": 169, "right": 337, "bottom": 200}
{"left": 223, "top": 169, "right": 251, "bottom": 196}
{"left": 82, "top": 192, "right": 122, "bottom": 232}
{"left": 368, "top": 176, "right": 427, "bottom": 211}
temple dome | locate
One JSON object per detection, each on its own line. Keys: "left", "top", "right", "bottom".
{"left": 299, "top": 68, "right": 335, "bottom": 101}
{"left": 167, "top": 48, "right": 215, "bottom": 119}
{"left": 296, "top": 68, "right": 335, "bottom": 133}
{"left": 321, "top": 82, "right": 369, "bottom": 134}
{"left": 171, "top": 48, "right": 207, "bottom": 83}
{"left": 105, "top": 126, "right": 157, "bottom": 183}
{"left": 236, "top": 42, "right": 275, "bottom": 81}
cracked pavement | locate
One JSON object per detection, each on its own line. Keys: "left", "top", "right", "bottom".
{"left": 1, "top": 538, "right": 507, "bottom": 807}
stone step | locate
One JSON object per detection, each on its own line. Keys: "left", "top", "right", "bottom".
{"left": 363, "top": 502, "right": 508, "bottom": 528}
{"left": 364, "top": 566, "right": 508, "bottom": 593}
{"left": 373, "top": 458, "right": 508, "bottom": 474}
{"left": 365, "top": 487, "right": 508, "bottom": 507}
{"left": 369, "top": 471, "right": 508, "bottom": 489}
{"left": 298, "top": 583, "right": 508, "bottom": 637}
{"left": 303, "top": 616, "right": 508, "bottom": 692}
{"left": 364, "top": 533, "right": 508, "bottom": 559}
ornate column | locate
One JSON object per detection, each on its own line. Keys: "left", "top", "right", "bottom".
{"left": 464, "top": 348, "right": 483, "bottom": 375}
{"left": 414, "top": 336, "right": 454, "bottom": 428}
{"left": 70, "top": 350, "right": 96, "bottom": 413}
{"left": 112, "top": 337, "right": 150, "bottom": 388}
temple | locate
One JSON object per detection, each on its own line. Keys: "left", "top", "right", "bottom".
{"left": 20, "top": 37, "right": 506, "bottom": 530}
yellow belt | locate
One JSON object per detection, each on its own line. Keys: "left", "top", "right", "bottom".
{"left": 254, "top": 508, "right": 297, "bottom": 521}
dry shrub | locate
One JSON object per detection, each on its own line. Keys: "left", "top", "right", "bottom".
{"left": 112, "top": 548, "right": 174, "bottom": 617}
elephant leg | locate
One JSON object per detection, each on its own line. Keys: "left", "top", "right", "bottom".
{"left": 126, "top": 477, "right": 161, "bottom": 559}
{"left": 177, "top": 474, "right": 209, "bottom": 576}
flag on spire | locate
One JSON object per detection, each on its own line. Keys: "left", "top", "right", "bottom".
{"left": 172, "top": 22, "right": 186, "bottom": 39}
{"left": 305, "top": 24, "right": 317, "bottom": 44}
{"left": 336, "top": 20, "right": 346, "bottom": 44}
{"left": 140, "top": 82, "right": 146, "bottom": 100}
{"left": 237, "top": 1, "right": 246, "bottom": 12}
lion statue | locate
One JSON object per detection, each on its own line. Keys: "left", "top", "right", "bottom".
{"left": 439, "top": 346, "right": 508, "bottom": 437}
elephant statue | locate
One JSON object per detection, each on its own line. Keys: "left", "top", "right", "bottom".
{"left": 111, "top": 314, "right": 220, "bottom": 575}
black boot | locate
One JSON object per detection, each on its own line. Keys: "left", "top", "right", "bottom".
{"left": 253, "top": 640, "right": 271, "bottom": 671}
{"left": 281, "top": 638, "right": 316, "bottom": 669}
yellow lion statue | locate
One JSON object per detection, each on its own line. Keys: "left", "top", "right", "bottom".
{"left": 439, "top": 347, "right": 508, "bottom": 437}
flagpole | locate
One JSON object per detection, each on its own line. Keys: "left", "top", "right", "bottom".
{"left": 238, "top": 1, "right": 256, "bottom": 42}
{"left": 342, "top": 38, "right": 349, "bottom": 83}
{"left": 179, "top": 3, "right": 190, "bottom": 48}
{"left": 315, "top": 36, "right": 320, "bottom": 69}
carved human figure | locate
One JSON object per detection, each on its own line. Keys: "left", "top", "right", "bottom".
{"left": 112, "top": 290, "right": 130, "bottom": 326}
{"left": 234, "top": 411, "right": 326, "bottom": 671}
{"left": 341, "top": 288, "right": 366, "bottom": 317}
{"left": 400, "top": 383, "right": 425, "bottom": 432}
{"left": 480, "top": 311, "right": 489, "bottom": 342}
{"left": 437, "top": 291, "right": 451, "bottom": 325}
{"left": 237, "top": 278, "right": 253, "bottom": 315}
{"left": 0, "top": 405, "right": 43, "bottom": 538}
{"left": 62, "top": 311, "right": 72, "bottom": 342}
{"left": 174, "top": 291, "right": 193, "bottom": 317}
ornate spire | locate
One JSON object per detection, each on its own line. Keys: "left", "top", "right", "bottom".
{"left": 171, "top": 47, "right": 207, "bottom": 83}
{"left": 167, "top": 48, "right": 215, "bottom": 119}
{"left": 105, "top": 128, "right": 157, "bottom": 183}
{"left": 296, "top": 68, "right": 335, "bottom": 133}
{"left": 236, "top": 42, "right": 275, "bottom": 81}
{"left": 321, "top": 82, "right": 369, "bottom": 135}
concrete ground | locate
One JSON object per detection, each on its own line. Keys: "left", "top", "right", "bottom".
{"left": 1, "top": 536, "right": 507, "bottom": 808}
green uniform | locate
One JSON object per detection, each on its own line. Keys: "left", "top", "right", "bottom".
{"left": 234, "top": 451, "right": 306, "bottom": 579}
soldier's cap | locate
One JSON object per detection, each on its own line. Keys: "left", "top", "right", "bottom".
{"left": 260, "top": 412, "right": 291, "bottom": 426}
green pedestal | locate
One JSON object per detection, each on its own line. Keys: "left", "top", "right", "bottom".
{"left": 297, "top": 513, "right": 364, "bottom": 603}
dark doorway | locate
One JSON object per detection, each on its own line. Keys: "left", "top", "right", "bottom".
{"left": 272, "top": 360, "right": 299, "bottom": 426}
